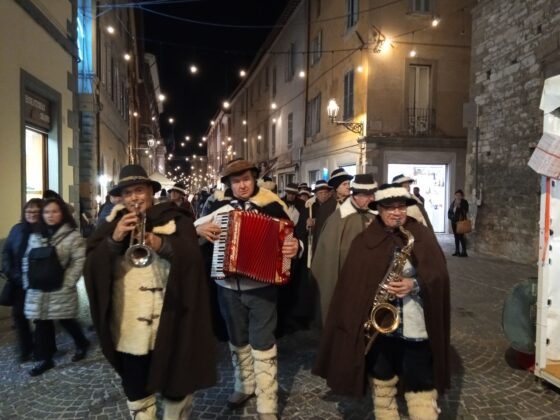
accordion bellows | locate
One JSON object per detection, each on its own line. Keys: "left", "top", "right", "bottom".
{"left": 211, "top": 210, "right": 294, "bottom": 285}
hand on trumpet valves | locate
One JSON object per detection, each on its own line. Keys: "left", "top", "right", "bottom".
{"left": 196, "top": 221, "right": 222, "bottom": 243}
{"left": 386, "top": 277, "right": 416, "bottom": 298}
{"left": 112, "top": 212, "right": 140, "bottom": 242}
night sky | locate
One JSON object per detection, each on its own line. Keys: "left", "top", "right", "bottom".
{"left": 142, "top": 0, "right": 290, "bottom": 157}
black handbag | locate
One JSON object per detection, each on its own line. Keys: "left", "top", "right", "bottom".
{"left": 27, "top": 230, "right": 74, "bottom": 292}
{"left": 0, "top": 274, "right": 14, "bottom": 306}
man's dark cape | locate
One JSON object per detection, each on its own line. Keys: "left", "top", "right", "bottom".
{"left": 312, "top": 217, "right": 450, "bottom": 397}
{"left": 84, "top": 202, "right": 217, "bottom": 397}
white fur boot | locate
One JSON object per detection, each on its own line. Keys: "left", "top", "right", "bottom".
{"left": 126, "top": 394, "right": 157, "bottom": 420}
{"left": 252, "top": 345, "right": 278, "bottom": 419}
{"left": 405, "top": 389, "right": 441, "bottom": 420}
{"left": 227, "top": 343, "right": 256, "bottom": 409}
{"left": 163, "top": 394, "right": 193, "bottom": 420}
{"left": 370, "top": 376, "right": 399, "bottom": 420}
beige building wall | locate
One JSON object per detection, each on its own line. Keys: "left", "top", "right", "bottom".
{"left": 0, "top": 0, "right": 78, "bottom": 238}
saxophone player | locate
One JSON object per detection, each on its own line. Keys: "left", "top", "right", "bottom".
{"left": 313, "top": 184, "right": 450, "bottom": 420}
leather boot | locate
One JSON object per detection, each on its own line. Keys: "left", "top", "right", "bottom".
{"left": 252, "top": 345, "right": 278, "bottom": 418}
{"left": 369, "top": 376, "right": 399, "bottom": 420}
{"left": 227, "top": 343, "right": 256, "bottom": 409}
{"left": 126, "top": 395, "right": 157, "bottom": 420}
{"left": 405, "top": 389, "right": 441, "bottom": 420}
{"left": 163, "top": 394, "right": 193, "bottom": 420}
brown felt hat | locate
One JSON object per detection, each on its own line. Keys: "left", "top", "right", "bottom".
{"left": 220, "top": 158, "right": 259, "bottom": 183}
{"left": 109, "top": 164, "right": 161, "bottom": 196}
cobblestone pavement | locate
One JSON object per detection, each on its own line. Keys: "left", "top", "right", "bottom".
{"left": 1, "top": 235, "right": 559, "bottom": 419}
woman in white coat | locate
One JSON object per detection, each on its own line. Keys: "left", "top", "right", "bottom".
{"left": 24, "top": 197, "right": 90, "bottom": 376}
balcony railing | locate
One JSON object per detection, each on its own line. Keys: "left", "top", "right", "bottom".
{"left": 406, "top": 107, "right": 435, "bottom": 136}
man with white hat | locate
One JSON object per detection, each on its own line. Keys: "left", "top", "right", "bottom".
{"left": 168, "top": 182, "right": 195, "bottom": 216}
{"left": 311, "top": 174, "right": 378, "bottom": 326}
{"left": 391, "top": 174, "right": 433, "bottom": 230}
{"left": 314, "top": 183, "right": 449, "bottom": 420}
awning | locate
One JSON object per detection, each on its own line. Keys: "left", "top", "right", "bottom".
{"left": 276, "top": 163, "right": 298, "bottom": 174}
{"left": 149, "top": 171, "right": 175, "bottom": 190}
{"left": 540, "top": 75, "right": 560, "bottom": 113}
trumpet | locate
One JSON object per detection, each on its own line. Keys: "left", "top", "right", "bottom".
{"left": 124, "top": 204, "right": 154, "bottom": 267}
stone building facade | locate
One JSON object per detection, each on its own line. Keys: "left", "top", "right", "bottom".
{"left": 0, "top": 0, "right": 79, "bottom": 240}
{"left": 467, "top": 0, "right": 560, "bottom": 263}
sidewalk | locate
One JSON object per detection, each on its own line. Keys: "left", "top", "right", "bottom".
{"left": 0, "top": 235, "right": 559, "bottom": 419}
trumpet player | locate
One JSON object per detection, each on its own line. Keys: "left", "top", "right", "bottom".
{"left": 84, "top": 164, "right": 216, "bottom": 420}
{"left": 313, "top": 184, "right": 450, "bottom": 420}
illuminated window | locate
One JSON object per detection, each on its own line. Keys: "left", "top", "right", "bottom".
{"left": 25, "top": 128, "right": 47, "bottom": 201}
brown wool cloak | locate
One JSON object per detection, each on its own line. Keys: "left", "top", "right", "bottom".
{"left": 84, "top": 202, "right": 217, "bottom": 397}
{"left": 312, "top": 216, "right": 450, "bottom": 397}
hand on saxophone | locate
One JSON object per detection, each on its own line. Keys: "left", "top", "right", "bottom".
{"left": 386, "top": 277, "right": 416, "bottom": 298}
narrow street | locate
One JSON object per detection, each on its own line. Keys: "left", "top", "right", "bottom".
{"left": 0, "top": 235, "right": 558, "bottom": 419}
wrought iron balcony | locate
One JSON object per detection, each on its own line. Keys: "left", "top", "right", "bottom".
{"left": 406, "top": 108, "right": 435, "bottom": 136}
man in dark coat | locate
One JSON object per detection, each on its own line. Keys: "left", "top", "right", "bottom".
{"left": 313, "top": 184, "right": 450, "bottom": 420}
{"left": 311, "top": 174, "right": 377, "bottom": 327}
{"left": 84, "top": 164, "right": 216, "bottom": 420}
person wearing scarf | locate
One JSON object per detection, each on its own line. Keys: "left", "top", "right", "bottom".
{"left": 23, "top": 197, "right": 89, "bottom": 376}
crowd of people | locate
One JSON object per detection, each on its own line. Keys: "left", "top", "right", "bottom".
{"left": 0, "top": 160, "right": 470, "bottom": 420}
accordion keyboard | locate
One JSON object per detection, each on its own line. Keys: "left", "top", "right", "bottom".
{"left": 210, "top": 212, "right": 230, "bottom": 279}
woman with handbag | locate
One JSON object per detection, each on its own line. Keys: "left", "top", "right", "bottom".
{"left": 1, "top": 198, "right": 43, "bottom": 362}
{"left": 447, "top": 189, "right": 469, "bottom": 257}
{"left": 23, "top": 197, "right": 90, "bottom": 376}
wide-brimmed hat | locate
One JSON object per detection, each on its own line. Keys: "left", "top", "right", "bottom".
{"left": 371, "top": 183, "right": 417, "bottom": 209}
{"left": 168, "top": 182, "right": 187, "bottom": 195}
{"left": 313, "top": 179, "right": 332, "bottom": 192}
{"left": 392, "top": 174, "right": 415, "bottom": 185}
{"left": 285, "top": 182, "right": 299, "bottom": 194}
{"left": 351, "top": 174, "right": 378, "bottom": 195}
{"left": 109, "top": 164, "right": 161, "bottom": 196}
{"left": 328, "top": 168, "right": 354, "bottom": 190}
{"left": 220, "top": 158, "right": 259, "bottom": 183}
{"left": 298, "top": 185, "right": 312, "bottom": 197}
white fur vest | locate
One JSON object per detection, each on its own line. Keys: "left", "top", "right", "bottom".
{"left": 109, "top": 220, "right": 174, "bottom": 355}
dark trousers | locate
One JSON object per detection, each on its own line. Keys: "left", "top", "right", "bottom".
{"left": 12, "top": 286, "right": 33, "bottom": 357}
{"left": 366, "top": 335, "right": 435, "bottom": 392}
{"left": 34, "top": 319, "right": 89, "bottom": 361}
{"left": 217, "top": 285, "right": 277, "bottom": 351}
{"left": 117, "top": 352, "right": 185, "bottom": 402}
{"left": 451, "top": 223, "right": 467, "bottom": 253}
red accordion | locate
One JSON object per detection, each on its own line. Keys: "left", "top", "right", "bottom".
{"left": 211, "top": 209, "right": 294, "bottom": 285}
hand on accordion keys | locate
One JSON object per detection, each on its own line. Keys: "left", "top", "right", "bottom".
{"left": 282, "top": 236, "right": 299, "bottom": 259}
{"left": 196, "top": 221, "right": 222, "bottom": 243}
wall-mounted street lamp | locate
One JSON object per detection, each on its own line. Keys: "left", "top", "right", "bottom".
{"left": 326, "top": 99, "right": 364, "bottom": 136}
{"left": 326, "top": 98, "right": 366, "bottom": 173}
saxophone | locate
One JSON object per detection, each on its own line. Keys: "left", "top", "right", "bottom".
{"left": 364, "top": 224, "right": 415, "bottom": 355}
